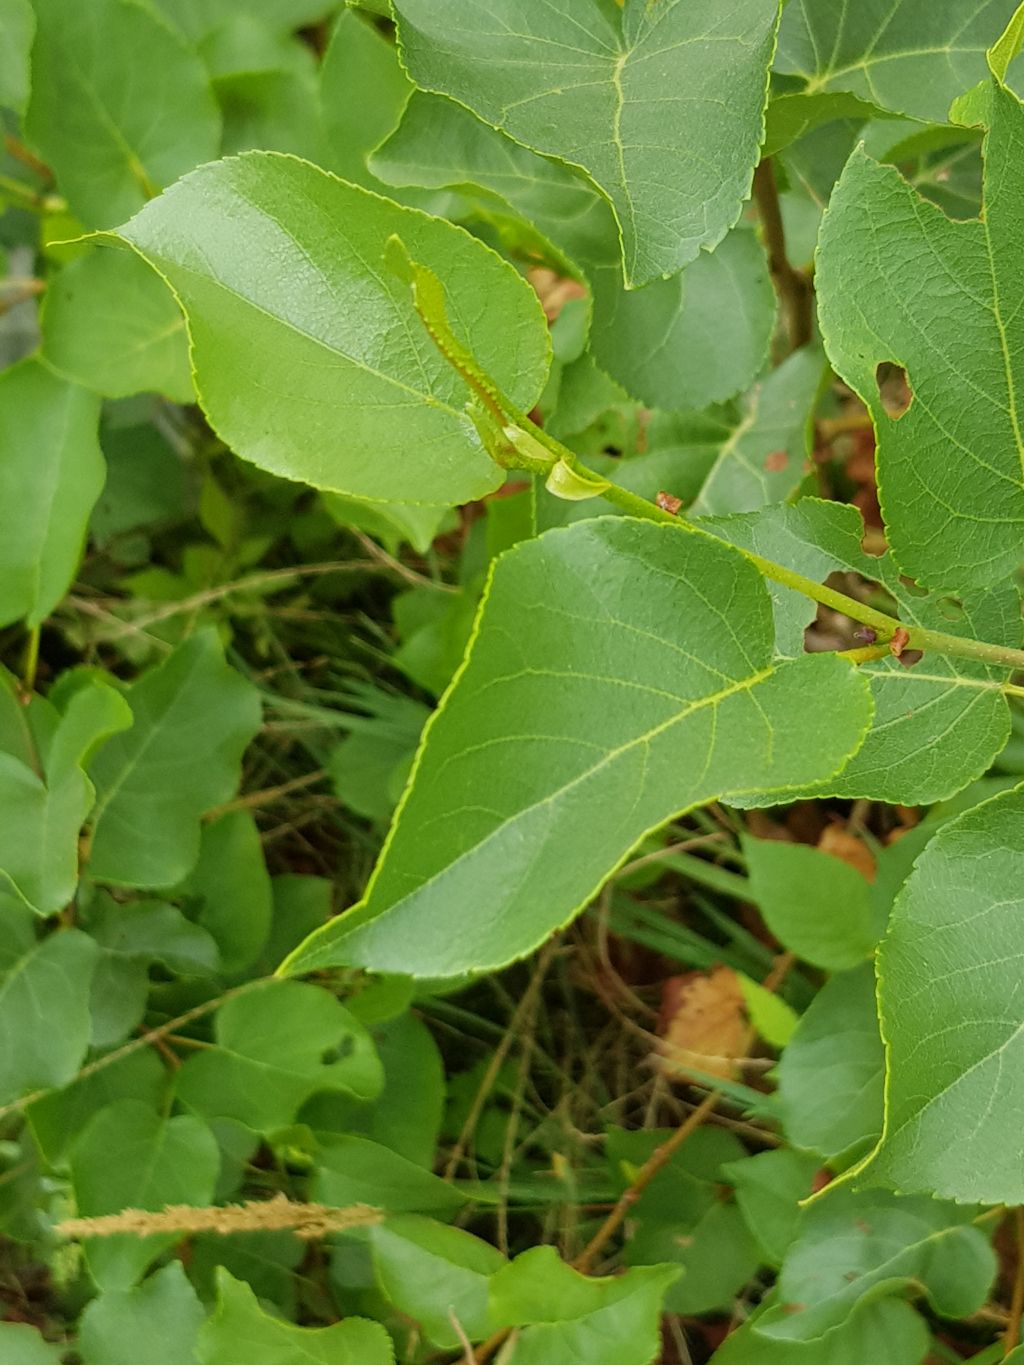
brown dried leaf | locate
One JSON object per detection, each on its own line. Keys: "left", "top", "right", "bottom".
{"left": 817, "top": 825, "right": 876, "bottom": 882}
{"left": 656, "top": 966, "right": 747, "bottom": 1082}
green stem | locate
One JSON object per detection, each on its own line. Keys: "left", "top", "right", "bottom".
{"left": 21, "top": 626, "right": 40, "bottom": 694}
{"left": 559, "top": 454, "right": 1024, "bottom": 674}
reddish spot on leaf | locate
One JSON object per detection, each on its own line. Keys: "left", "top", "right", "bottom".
{"left": 763, "top": 449, "right": 789, "bottom": 473}
{"left": 656, "top": 490, "right": 683, "bottom": 515}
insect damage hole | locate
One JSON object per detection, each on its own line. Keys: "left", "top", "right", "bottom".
{"left": 874, "top": 361, "right": 914, "bottom": 420}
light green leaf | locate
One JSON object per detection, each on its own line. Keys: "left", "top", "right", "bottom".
{"left": 0, "top": 0, "right": 33, "bottom": 114}
{"left": 185, "top": 812, "right": 272, "bottom": 975}
{"left": 816, "top": 83, "right": 1024, "bottom": 589}
{"left": 690, "top": 349, "right": 822, "bottom": 515}
{"left": 776, "top": 965, "right": 884, "bottom": 1163}
{"left": 711, "top": 1295, "right": 930, "bottom": 1364}
{"left": 197, "top": 1270, "right": 393, "bottom": 1365}
{"left": 724, "top": 1148, "right": 821, "bottom": 1267}
{"left": 281, "top": 520, "right": 873, "bottom": 981}
{"left": 763, "top": 90, "right": 890, "bottom": 158}
{"left": 25, "top": 0, "right": 221, "bottom": 229}
{"left": 704, "top": 500, "right": 1021, "bottom": 803}
{"left": 859, "top": 782, "right": 1024, "bottom": 1202}
{"left": 87, "top": 630, "right": 262, "bottom": 888}
{"left": 755, "top": 1187, "right": 996, "bottom": 1344}
{"left": 0, "top": 360, "right": 104, "bottom": 629}
{"left": 111, "top": 152, "right": 550, "bottom": 506}
{"left": 174, "top": 980, "right": 383, "bottom": 1134}
{"left": 743, "top": 836, "right": 877, "bottom": 970}
{"left": 0, "top": 1324, "right": 62, "bottom": 1365}
{"left": 739, "top": 974, "right": 799, "bottom": 1047}
{"left": 79, "top": 1262, "right": 205, "bottom": 1365}
{"left": 41, "top": 248, "right": 192, "bottom": 402}
{"left": 391, "top": 0, "right": 780, "bottom": 286}
{"left": 488, "top": 1246, "right": 679, "bottom": 1365}
{"left": 0, "top": 929, "right": 98, "bottom": 1108}
{"left": 370, "top": 1214, "right": 505, "bottom": 1348}
{"left": 70, "top": 1098, "right": 220, "bottom": 1289}
{"left": 312, "top": 1134, "right": 463, "bottom": 1215}
{"left": 775, "top": 0, "right": 1019, "bottom": 122}
{"left": 0, "top": 673, "right": 131, "bottom": 915}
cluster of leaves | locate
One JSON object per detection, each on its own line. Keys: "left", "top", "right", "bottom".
{"left": 3, "top": 0, "right": 1024, "bottom": 1361}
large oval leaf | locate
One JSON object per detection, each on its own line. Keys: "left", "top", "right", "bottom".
{"left": 282, "top": 519, "right": 873, "bottom": 980}
{"left": 113, "top": 152, "right": 551, "bottom": 505}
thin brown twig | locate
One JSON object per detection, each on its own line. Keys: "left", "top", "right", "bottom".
{"left": 752, "top": 157, "right": 813, "bottom": 352}
{"left": 444, "top": 943, "right": 557, "bottom": 1180}
{"left": 204, "top": 768, "right": 329, "bottom": 820}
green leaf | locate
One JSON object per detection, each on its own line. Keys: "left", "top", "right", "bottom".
{"left": 391, "top": 0, "right": 781, "bottom": 286}
{"left": 711, "top": 1295, "right": 930, "bottom": 1364}
{"left": 743, "top": 836, "right": 877, "bottom": 970}
{"left": 0, "top": 672, "right": 131, "bottom": 915}
{"left": 70, "top": 1098, "right": 220, "bottom": 1289}
{"left": 87, "top": 630, "right": 262, "bottom": 888}
{"left": 609, "top": 1127, "right": 761, "bottom": 1316}
{"left": 724, "top": 1148, "right": 821, "bottom": 1267}
{"left": 690, "top": 349, "right": 822, "bottom": 515}
{"left": 312, "top": 1134, "right": 464, "bottom": 1215}
{"left": 775, "top": 0, "right": 1019, "bottom": 122}
{"left": 184, "top": 812, "right": 273, "bottom": 975}
{"left": 587, "top": 228, "right": 776, "bottom": 411}
{"left": 0, "top": 360, "right": 104, "bottom": 629}
{"left": 41, "top": 248, "right": 192, "bottom": 402}
{"left": 816, "top": 84, "right": 1024, "bottom": 590}
{"left": 323, "top": 492, "right": 448, "bottom": 557}
{"left": 281, "top": 520, "right": 873, "bottom": 981}
{"left": 319, "top": 10, "right": 414, "bottom": 191}
{"left": 0, "top": 1324, "right": 62, "bottom": 1365}
{"left": 488, "top": 1246, "right": 679, "bottom": 1365}
{"left": 374, "top": 90, "right": 776, "bottom": 412}
{"left": 83, "top": 894, "right": 219, "bottom": 1047}
{"left": 704, "top": 500, "right": 1021, "bottom": 803}
{"left": 0, "top": 0, "right": 33, "bottom": 115}
{"left": 111, "top": 152, "right": 550, "bottom": 506}
{"left": 25, "top": 0, "right": 221, "bottom": 229}
{"left": 26, "top": 1047, "right": 166, "bottom": 1166}
{"left": 775, "top": 965, "right": 884, "bottom": 1164}
{"left": 858, "top": 782, "right": 1024, "bottom": 1202}
{"left": 197, "top": 1270, "right": 393, "bottom": 1365}
{"left": 0, "top": 929, "right": 98, "bottom": 1107}
{"left": 155, "top": 0, "right": 337, "bottom": 42}
{"left": 370, "top": 1214, "right": 505, "bottom": 1348}
{"left": 755, "top": 1187, "right": 996, "bottom": 1344}
{"left": 79, "top": 1262, "right": 205, "bottom": 1365}
{"left": 174, "top": 980, "right": 383, "bottom": 1134}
